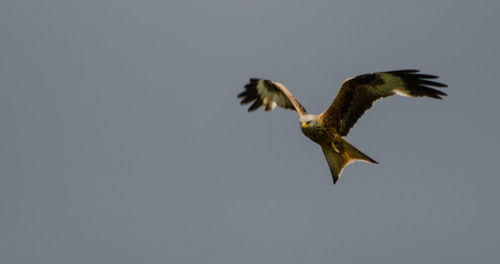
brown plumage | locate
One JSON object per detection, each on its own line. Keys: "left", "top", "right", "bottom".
{"left": 237, "top": 70, "right": 447, "bottom": 185}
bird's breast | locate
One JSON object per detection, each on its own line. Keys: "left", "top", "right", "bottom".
{"left": 301, "top": 126, "right": 334, "bottom": 145}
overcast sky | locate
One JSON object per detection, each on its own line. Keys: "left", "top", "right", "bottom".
{"left": 1, "top": 0, "right": 500, "bottom": 263}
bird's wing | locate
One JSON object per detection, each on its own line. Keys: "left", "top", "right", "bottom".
{"left": 238, "top": 78, "right": 307, "bottom": 116}
{"left": 319, "top": 70, "right": 447, "bottom": 136}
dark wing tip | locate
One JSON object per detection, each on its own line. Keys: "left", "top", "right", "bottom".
{"left": 422, "top": 86, "right": 447, "bottom": 99}
{"left": 237, "top": 90, "right": 247, "bottom": 99}
{"left": 238, "top": 78, "right": 263, "bottom": 111}
{"left": 387, "top": 70, "right": 448, "bottom": 99}
{"left": 385, "top": 69, "right": 420, "bottom": 74}
{"left": 247, "top": 98, "right": 263, "bottom": 111}
{"left": 418, "top": 79, "right": 448, "bottom": 88}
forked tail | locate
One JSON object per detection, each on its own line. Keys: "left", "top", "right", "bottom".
{"left": 321, "top": 138, "right": 378, "bottom": 184}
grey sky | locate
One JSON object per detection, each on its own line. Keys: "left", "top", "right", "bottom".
{"left": 1, "top": 0, "right": 499, "bottom": 263}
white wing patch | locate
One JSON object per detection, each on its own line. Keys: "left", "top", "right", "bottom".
{"left": 263, "top": 98, "right": 278, "bottom": 111}
{"left": 256, "top": 79, "right": 287, "bottom": 111}
{"left": 379, "top": 73, "right": 411, "bottom": 97}
{"left": 394, "top": 90, "right": 411, "bottom": 97}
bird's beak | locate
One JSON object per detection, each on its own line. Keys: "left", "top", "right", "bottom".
{"left": 301, "top": 122, "right": 309, "bottom": 128}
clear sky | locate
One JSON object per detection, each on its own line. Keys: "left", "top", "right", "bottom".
{"left": 1, "top": 0, "right": 499, "bottom": 263}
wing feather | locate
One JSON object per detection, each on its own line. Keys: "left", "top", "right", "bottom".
{"left": 238, "top": 78, "right": 307, "bottom": 116}
{"left": 319, "top": 70, "right": 447, "bottom": 136}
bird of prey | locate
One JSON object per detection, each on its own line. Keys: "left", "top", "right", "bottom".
{"left": 238, "top": 70, "right": 447, "bottom": 185}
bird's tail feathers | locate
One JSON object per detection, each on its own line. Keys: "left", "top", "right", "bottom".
{"left": 321, "top": 138, "right": 377, "bottom": 185}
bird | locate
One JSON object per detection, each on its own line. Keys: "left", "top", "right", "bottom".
{"left": 237, "top": 69, "right": 447, "bottom": 185}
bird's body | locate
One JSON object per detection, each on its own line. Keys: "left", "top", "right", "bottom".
{"left": 238, "top": 70, "right": 447, "bottom": 185}
{"left": 299, "top": 114, "right": 330, "bottom": 145}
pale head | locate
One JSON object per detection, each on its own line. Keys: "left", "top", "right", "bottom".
{"left": 299, "top": 114, "right": 318, "bottom": 130}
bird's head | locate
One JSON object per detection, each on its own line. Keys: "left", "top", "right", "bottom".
{"left": 299, "top": 114, "right": 318, "bottom": 130}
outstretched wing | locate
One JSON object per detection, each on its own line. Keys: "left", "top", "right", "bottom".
{"left": 238, "top": 78, "right": 307, "bottom": 116}
{"left": 319, "top": 70, "right": 447, "bottom": 136}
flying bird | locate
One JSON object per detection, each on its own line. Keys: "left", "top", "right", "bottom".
{"left": 238, "top": 70, "right": 447, "bottom": 184}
